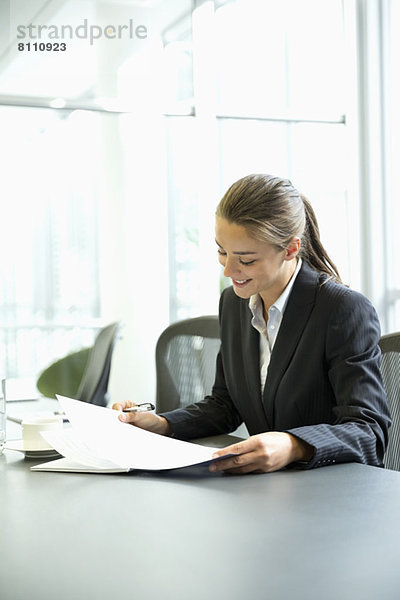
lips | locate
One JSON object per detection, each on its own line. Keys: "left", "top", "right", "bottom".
{"left": 232, "top": 279, "right": 251, "bottom": 288}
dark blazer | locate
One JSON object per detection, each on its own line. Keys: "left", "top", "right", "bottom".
{"left": 163, "top": 261, "right": 391, "bottom": 468}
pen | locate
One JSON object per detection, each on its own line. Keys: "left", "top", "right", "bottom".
{"left": 123, "top": 403, "right": 155, "bottom": 413}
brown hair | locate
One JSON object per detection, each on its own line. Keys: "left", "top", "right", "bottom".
{"left": 216, "top": 174, "right": 342, "bottom": 283}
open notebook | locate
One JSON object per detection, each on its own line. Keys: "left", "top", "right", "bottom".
{"left": 31, "top": 396, "right": 226, "bottom": 474}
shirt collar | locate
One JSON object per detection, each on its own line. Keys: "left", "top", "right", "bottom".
{"left": 249, "top": 257, "right": 302, "bottom": 317}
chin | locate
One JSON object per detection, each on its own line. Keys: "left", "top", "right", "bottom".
{"left": 232, "top": 285, "right": 253, "bottom": 299}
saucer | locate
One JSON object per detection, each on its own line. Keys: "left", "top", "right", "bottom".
{"left": 5, "top": 439, "right": 61, "bottom": 459}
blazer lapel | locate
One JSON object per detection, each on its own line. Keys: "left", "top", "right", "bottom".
{"left": 262, "top": 262, "right": 320, "bottom": 426}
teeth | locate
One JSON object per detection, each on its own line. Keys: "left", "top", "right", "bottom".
{"left": 235, "top": 279, "right": 247, "bottom": 284}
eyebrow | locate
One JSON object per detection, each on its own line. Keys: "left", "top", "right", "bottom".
{"left": 215, "top": 239, "right": 259, "bottom": 256}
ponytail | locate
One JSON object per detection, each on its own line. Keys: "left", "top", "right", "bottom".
{"left": 217, "top": 174, "right": 343, "bottom": 285}
{"left": 300, "top": 195, "right": 342, "bottom": 284}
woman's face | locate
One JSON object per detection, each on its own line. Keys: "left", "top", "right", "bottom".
{"left": 215, "top": 217, "right": 299, "bottom": 304}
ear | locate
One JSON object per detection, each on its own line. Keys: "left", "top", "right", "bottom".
{"left": 284, "top": 237, "right": 301, "bottom": 261}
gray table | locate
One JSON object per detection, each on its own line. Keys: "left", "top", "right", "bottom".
{"left": 2, "top": 406, "right": 400, "bottom": 600}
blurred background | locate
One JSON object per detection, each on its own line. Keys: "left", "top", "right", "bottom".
{"left": 0, "top": 0, "right": 399, "bottom": 403}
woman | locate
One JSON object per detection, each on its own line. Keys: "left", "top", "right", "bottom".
{"left": 114, "top": 174, "right": 391, "bottom": 473}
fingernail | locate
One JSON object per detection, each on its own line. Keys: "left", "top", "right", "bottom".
{"left": 120, "top": 413, "right": 127, "bottom": 421}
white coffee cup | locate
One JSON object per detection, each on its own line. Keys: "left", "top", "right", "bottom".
{"left": 21, "top": 417, "right": 63, "bottom": 450}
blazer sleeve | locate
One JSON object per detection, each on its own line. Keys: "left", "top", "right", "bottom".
{"left": 287, "top": 288, "right": 391, "bottom": 469}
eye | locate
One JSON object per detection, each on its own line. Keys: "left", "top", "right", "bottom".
{"left": 217, "top": 249, "right": 227, "bottom": 257}
{"left": 239, "top": 259, "right": 256, "bottom": 266}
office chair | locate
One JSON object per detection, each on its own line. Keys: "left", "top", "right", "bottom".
{"left": 75, "top": 321, "right": 121, "bottom": 406}
{"left": 155, "top": 316, "right": 220, "bottom": 413}
{"left": 37, "top": 321, "right": 121, "bottom": 407}
{"left": 379, "top": 332, "right": 400, "bottom": 471}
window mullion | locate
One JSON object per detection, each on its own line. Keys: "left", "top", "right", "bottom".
{"left": 355, "top": 0, "right": 388, "bottom": 326}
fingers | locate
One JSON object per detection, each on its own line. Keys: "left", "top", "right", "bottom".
{"left": 210, "top": 434, "right": 283, "bottom": 474}
{"left": 223, "top": 464, "right": 263, "bottom": 475}
{"left": 210, "top": 451, "right": 258, "bottom": 473}
{"left": 111, "top": 401, "right": 140, "bottom": 424}
{"left": 111, "top": 400, "right": 136, "bottom": 412}
{"left": 212, "top": 437, "right": 258, "bottom": 470}
{"left": 118, "top": 411, "right": 138, "bottom": 424}
{"left": 210, "top": 439, "right": 254, "bottom": 473}
{"left": 209, "top": 452, "right": 272, "bottom": 474}
{"left": 117, "top": 409, "right": 147, "bottom": 427}
{"left": 211, "top": 437, "right": 255, "bottom": 460}
{"left": 116, "top": 411, "right": 171, "bottom": 436}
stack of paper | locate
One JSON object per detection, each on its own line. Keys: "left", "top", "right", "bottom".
{"left": 31, "top": 396, "right": 221, "bottom": 474}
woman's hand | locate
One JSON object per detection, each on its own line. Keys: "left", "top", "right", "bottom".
{"left": 112, "top": 401, "right": 171, "bottom": 436}
{"left": 210, "top": 432, "right": 314, "bottom": 474}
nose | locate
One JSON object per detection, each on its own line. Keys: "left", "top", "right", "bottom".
{"left": 223, "top": 255, "right": 240, "bottom": 279}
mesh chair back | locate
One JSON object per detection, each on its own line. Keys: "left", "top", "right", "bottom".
{"left": 379, "top": 332, "right": 400, "bottom": 471}
{"left": 76, "top": 321, "right": 121, "bottom": 407}
{"left": 156, "top": 316, "right": 220, "bottom": 413}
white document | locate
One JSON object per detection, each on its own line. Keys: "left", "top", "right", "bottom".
{"left": 31, "top": 396, "right": 221, "bottom": 473}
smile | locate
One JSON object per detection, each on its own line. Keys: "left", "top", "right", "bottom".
{"left": 232, "top": 279, "right": 251, "bottom": 287}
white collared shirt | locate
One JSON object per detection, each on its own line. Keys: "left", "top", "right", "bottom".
{"left": 249, "top": 258, "right": 302, "bottom": 393}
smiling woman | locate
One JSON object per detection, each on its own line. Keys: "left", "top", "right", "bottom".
{"left": 215, "top": 217, "right": 300, "bottom": 306}
{"left": 114, "top": 173, "right": 391, "bottom": 475}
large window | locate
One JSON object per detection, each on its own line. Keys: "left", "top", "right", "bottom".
{"left": 0, "top": 106, "right": 102, "bottom": 379}
{"left": 164, "top": 0, "right": 356, "bottom": 322}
